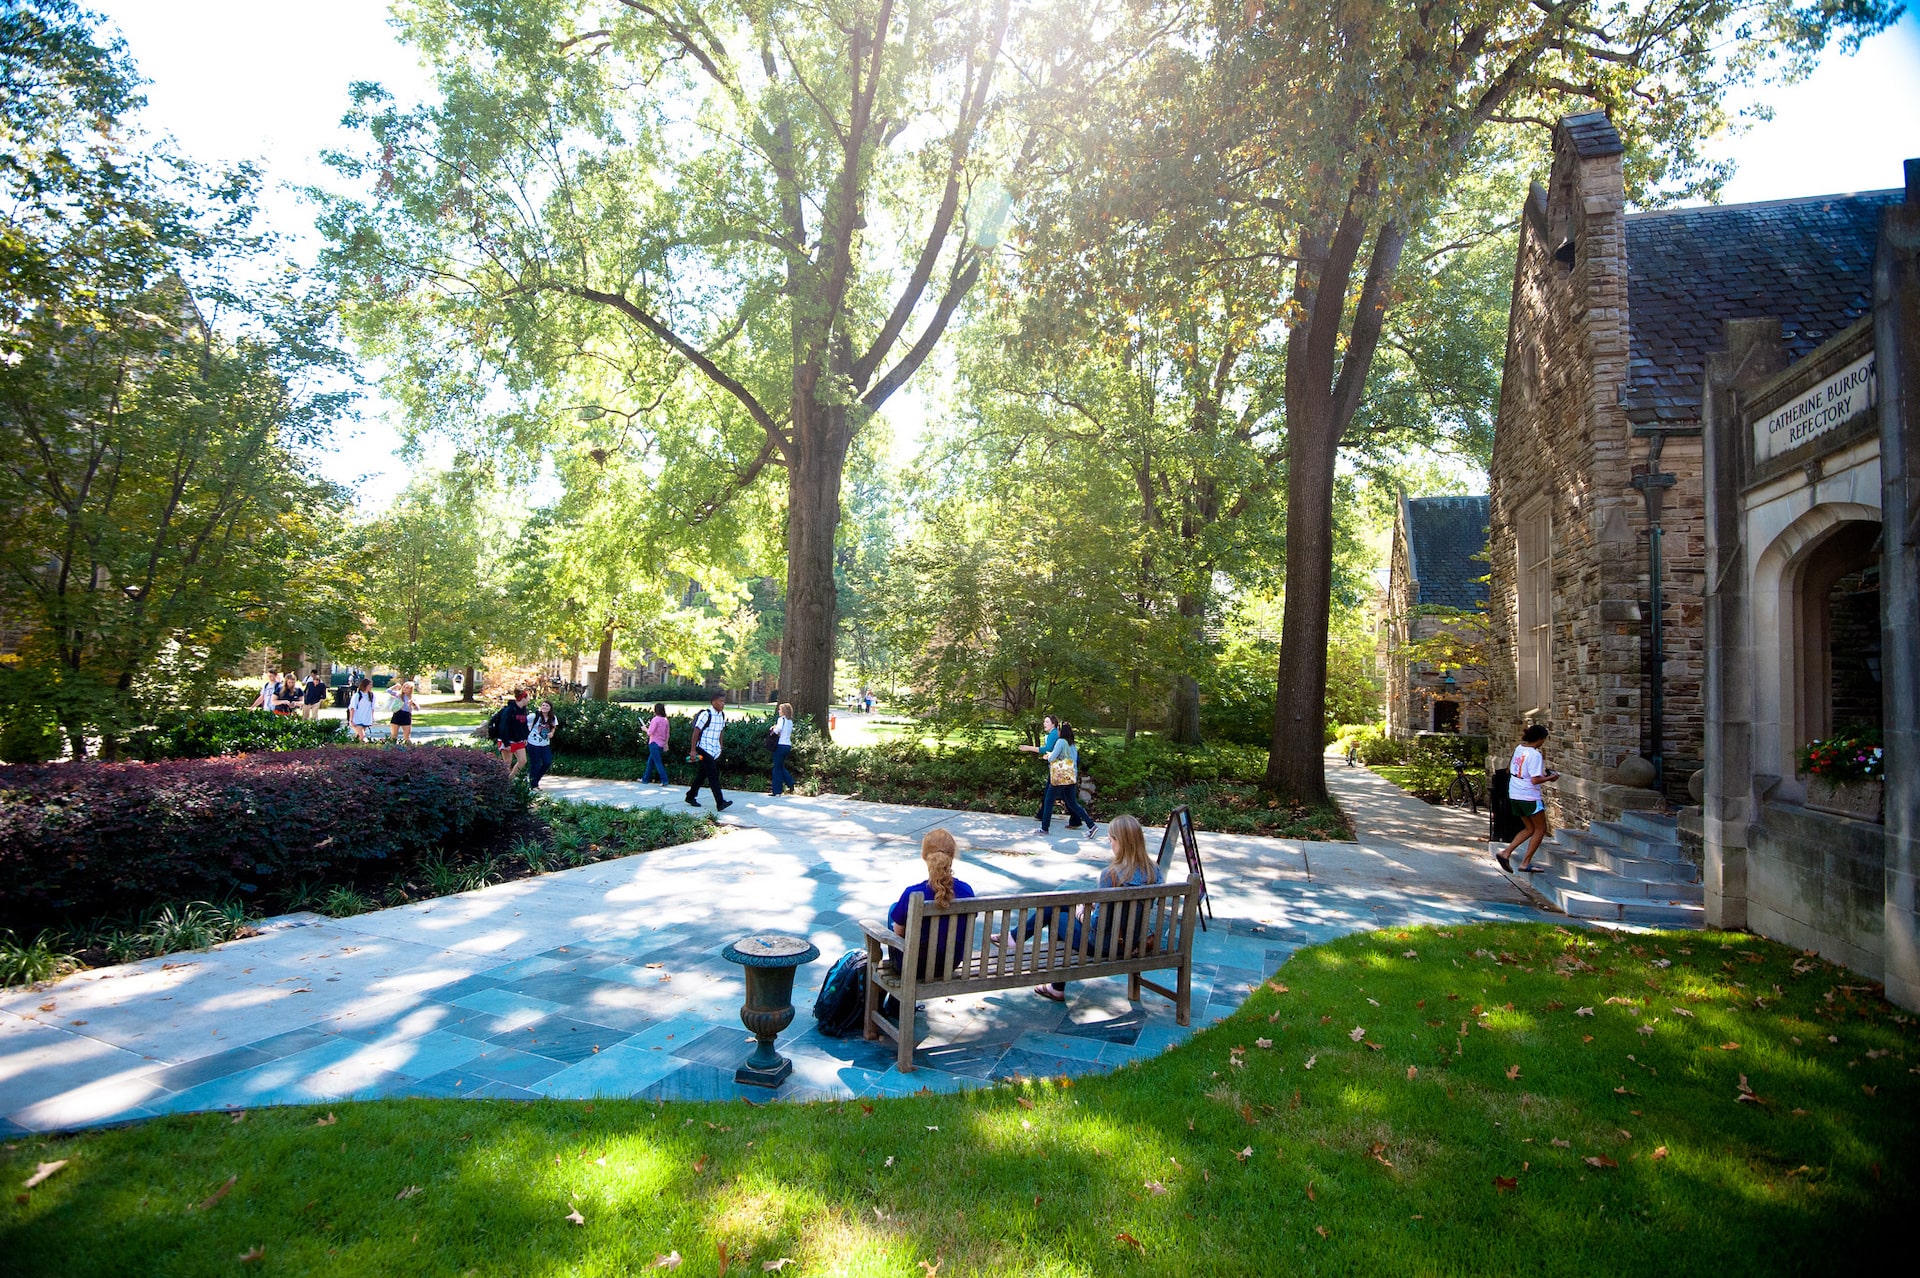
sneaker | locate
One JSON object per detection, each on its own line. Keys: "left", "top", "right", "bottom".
{"left": 1084, "top": 824, "right": 1098, "bottom": 840}
{"left": 685, "top": 797, "right": 701, "bottom": 807}
{"left": 717, "top": 799, "right": 734, "bottom": 811}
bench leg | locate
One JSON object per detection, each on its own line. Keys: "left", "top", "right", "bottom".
{"left": 1127, "top": 971, "right": 1141, "bottom": 1003}
{"left": 897, "top": 974, "right": 917, "bottom": 1072}
{"left": 863, "top": 940, "right": 882, "bottom": 1041}
{"left": 1176, "top": 960, "right": 1191, "bottom": 1027}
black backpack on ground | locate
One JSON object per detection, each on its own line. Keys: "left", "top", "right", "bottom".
{"left": 812, "top": 950, "right": 868, "bottom": 1038}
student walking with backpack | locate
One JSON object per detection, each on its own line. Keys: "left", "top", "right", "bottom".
{"left": 1495, "top": 724, "right": 1558, "bottom": 874}
{"left": 1018, "top": 714, "right": 1084, "bottom": 830}
{"left": 488, "top": 688, "right": 531, "bottom": 782}
{"left": 301, "top": 670, "right": 327, "bottom": 720}
{"left": 347, "top": 677, "right": 378, "bottom": 742}
{"left": 685, "top": 693, "right": 731, "bottom": 811}
{"left": 768, "top": 701, "right": 796, "bottom": 796}
{"left": 642, "top": 702, "right": 672, "bottom": 784}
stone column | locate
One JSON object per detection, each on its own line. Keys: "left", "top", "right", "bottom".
{"left": 1701, "top": 319, "right": 1785, "bottom": 930}
{"left": 1876, "top": 161, "right": 1920, "bottom": 1012}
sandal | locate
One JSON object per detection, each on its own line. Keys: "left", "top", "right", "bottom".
{"left": 1033, "top": 984, "right": 1065, "bottom": 1002}
{"left": 1495, "top": 851, "right": 1513, "bottom": 873}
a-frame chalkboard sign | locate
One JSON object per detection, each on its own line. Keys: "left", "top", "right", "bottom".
{"left": 1155, "top": 805, "right": 1213, "bottom": 931}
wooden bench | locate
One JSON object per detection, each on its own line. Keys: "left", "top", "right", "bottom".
{"left": 857, "top": 879, "right": 1201, "bottom": 1072}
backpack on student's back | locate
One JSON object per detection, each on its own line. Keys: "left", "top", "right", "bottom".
{"left": 811, "top": 950, "right": 868, "bottom": 1038}
{"left": 485, "top": 703, "right": 510, "bottom": 743}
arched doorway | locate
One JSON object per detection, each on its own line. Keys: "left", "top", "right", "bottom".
{"left": 1753, "top": 504, "right": 1883, "bottom": 796}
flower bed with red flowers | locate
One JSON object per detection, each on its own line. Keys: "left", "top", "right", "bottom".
{"left": 0, "top": 746, "right": 522, "bottom": 929}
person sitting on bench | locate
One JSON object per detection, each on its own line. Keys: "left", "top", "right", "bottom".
{"left": 886, "top": 829, "right": 977, "bottom": 980}
{"left": 1004, "top": 814, "right": 1160, "bottom": 1003}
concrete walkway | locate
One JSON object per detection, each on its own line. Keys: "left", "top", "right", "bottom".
{"left": 1318, "top": 750, "right": 1531, "bottom": 903}
{"left": 1, "top": 773, "right": 1544, "bottom": 1133}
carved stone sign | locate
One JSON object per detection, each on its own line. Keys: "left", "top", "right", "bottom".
{"left": 1753, "top": 352, "right": 1875, "bottom": 464}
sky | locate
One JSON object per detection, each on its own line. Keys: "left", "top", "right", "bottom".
{"left": 90, "top": 3, "right": 1920, "bottom": 511}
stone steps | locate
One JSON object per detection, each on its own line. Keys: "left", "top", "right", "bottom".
{"left": 1501, "top": 810, "right": 1703, "bottom": 928}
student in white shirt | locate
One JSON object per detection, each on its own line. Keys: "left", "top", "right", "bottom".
{"left": 1496, "top": 723, "right": 1558, "bottom": 873}
{"left": 769, "top": 701, "right": 796, "bottom": 796}
{"left": 684, "top": 693, "right": 731, "bottom": 811}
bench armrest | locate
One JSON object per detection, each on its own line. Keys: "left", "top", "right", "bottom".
{"left": 857, "top": 919, "right": 898, "bottom": 950}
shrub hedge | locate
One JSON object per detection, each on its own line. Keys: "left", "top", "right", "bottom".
{"left": 551, "top": 701, "right": 791, "bottom": 775}
{"left": 0, "top": 747, "right": 522, "bottom": 928}
{"left": 124, "top": 709, "right": 346, "bottom": 760}
{"left": 608, "top": 684, "right": 712, "bottom": 704}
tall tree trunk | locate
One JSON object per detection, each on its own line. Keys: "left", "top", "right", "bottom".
{"left": 778, "top": 399, "right": 853, "bottom": 737}
{"left": 1267, "top": 416, "right": 1338, "bottom": 800}
{"left": 592, "top": 626, "right": 614, "bottom": 701}
{"left": 1264, "top": 208, "right": 1405, "bottom": 803}
{"left": 1169, "top": 590, "right": 1207, "bottom": 745}
{"left": 461, "top": 664, "right": 476, "bottom": 702}
{"left": 567, "top": 651, "right": 579, "bottom": 685}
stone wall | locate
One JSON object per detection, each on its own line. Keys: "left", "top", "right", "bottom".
{"left": 1749, "top": 802, "right": 1886, "bottom": 978}
{"left": 1487, "top": 116, "right": 1667, "bottom": 830}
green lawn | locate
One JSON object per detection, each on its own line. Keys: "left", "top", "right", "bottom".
{"left": 5, "top": 923, "right": 1912, "bottom": 1275}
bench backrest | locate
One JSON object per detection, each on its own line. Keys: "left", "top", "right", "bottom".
{"left": 899, "top": 880, "right": 1200, "bottom": 983}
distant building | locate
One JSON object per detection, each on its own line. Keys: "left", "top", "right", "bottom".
{"left": 1384, "top": 494, "right": 1489, "bottom": 740}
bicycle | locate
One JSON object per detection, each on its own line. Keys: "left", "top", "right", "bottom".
{"left": 1442, "top": 762, "right": 1482, "bottom": 814}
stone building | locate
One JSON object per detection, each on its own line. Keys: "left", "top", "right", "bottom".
{"left": 1383, "top": 493, "right": 1490, "bottom": 740}
{"left": 1486, "top": 111, "right": 1901, "bottom": 833}
{"left": 1698, "top": 162, "right": 1920, "bottom": 1009}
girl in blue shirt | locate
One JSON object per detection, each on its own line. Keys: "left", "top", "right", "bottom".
{"left": 887, "top": 829, "right": 976, "bottom": 980}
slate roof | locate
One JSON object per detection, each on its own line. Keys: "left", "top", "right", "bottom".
{"left": 1558, "top": 112, "right": 1625, "bottom": 159}
{"left": 1403, "top": 495, "right": 1490, "bottom": 612}
{"left": 1623, "top": 190, "right": 1901, "bottom": 425}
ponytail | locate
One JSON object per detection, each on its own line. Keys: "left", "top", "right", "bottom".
{"left": 921, "top": 828, "right": 959, "bottom": 907}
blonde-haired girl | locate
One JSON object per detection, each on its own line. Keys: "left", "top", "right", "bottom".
{"left": 1029, "top": 813, "right": 1160, "bottom": 1002}
{"left": 886, "top": 829, "right": 977, "bottom": 979}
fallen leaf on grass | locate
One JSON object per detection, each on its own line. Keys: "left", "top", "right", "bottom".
{"left": 196, "top": 1175, "right": 237, "bottom": 1210}
{"left": 1306, "top": 1183, "right": 1316, "bottom": 1201}
{"left": 1145, "top": 1180, "right": 1168, "bottom": 1195}
{"left": 1315, "top": 1225, "right": 1329, "bottom": 1238}
{"left": 1585, "top": 1156, "right": 1617, "bottom": 1169}
{"left": 1719, "top": 1042, "right": 1741, "bottom": 1051}
{"left": 1255, "top": 1038, "right": 1273, "bottom": 1049}
{"left": 692, "top": 1155, "right": 709, "bottom": 1175}
{"left": 1494, "top": 1176, "right": 1518, "bottom": 1191}
{"left": 1407, "top": 1066, "right": 1418, "bottom": 1081}
{"left": 565, "top": 1206, "right": 586, "bottom": 1225}
{"left": 315, "top": 1113, "right": 337, "bottom": 1127}
{"left": 1349, "top": 1026, "right": 1365, "bottom": 1042}
{"left": 229, "top": 1111, "right": 246, "bottom": 1124}
{"left": 1575, "top": 1007, "right": 1594, "bottom": 1017}
{"left": 653, "top": 1251, "right": 682, "bottom": 1269}
{"left": 1862, "top": 1085, "right": 1878, "bottom": 1098}
{"left": 396, "top": 1185, "right": 422, "bottom": 1200}
{"left": 1115, "top": 1232, "right": 1145, "bottom": 1252}
{"left": 238, "top": 1246, "right": 265, "bottom": 1263}
{"left": 1505, "top": 1065, "right": 1521, "bottom": 1081}
{"left": 1236, "top": 1146, "right": 1253, "bottom": 1162}
{"left": 920, "top": 1261, "right": 942, "bottom": 1277}
{"left": 1403, "top": 950, "right": 1417, "bottom": 959}
{"left": 1670, "top": 1007, "right": 1694, "bottom": 1018}
{"left": 594, "top": 1156, "right": 607, "bottom": 1167}
{"left": 1653, "top": 1146, "right": 1669, "bottom": 1160}
{"left": 1303, "top": 1054, "right": 1317, "bottom": 1070}
{"left": 1368, "top": 1143, "right": 1394, "bottom": 1168}
{"left": 1017, "top": 1097, "right": 1035, "bottom": 1110}
{"left": 885, "top": 1156, "right": 894, "bottom": 1168}
{"left": 1267, "top": 982, "right": 1289, "bottom": 993}
{"left": 23, "top": 1161, "right": 67, "bottom": 1190}
{"left": 762, "top": 1261, "right": 794, "bottom": 1273}
{"left": 1365, "top": 1041, "right": 1383, "bottom": 1052}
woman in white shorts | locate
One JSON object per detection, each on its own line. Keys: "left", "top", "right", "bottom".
{"left": 1496, "top": 723, "right": 1557, "bottom": 873}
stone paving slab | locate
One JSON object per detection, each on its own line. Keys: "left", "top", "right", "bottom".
{"left": 1, "top": 781, "right": 1545, "bottom": 1131}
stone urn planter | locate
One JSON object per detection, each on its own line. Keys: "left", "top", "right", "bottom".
{"left": 722, "top": 933, "right": 821, "bottom": 1087}
{"left": 1801, "top": 775, "right": 1884, "bottom": 822}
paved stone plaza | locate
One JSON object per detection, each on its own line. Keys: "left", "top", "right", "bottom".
{"left": 0, "top": 772, "right": 1542, "bottom": 1133}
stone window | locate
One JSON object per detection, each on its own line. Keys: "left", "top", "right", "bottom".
{"left": 1516, "top": 500, "right": 1552, "bottom": 716}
